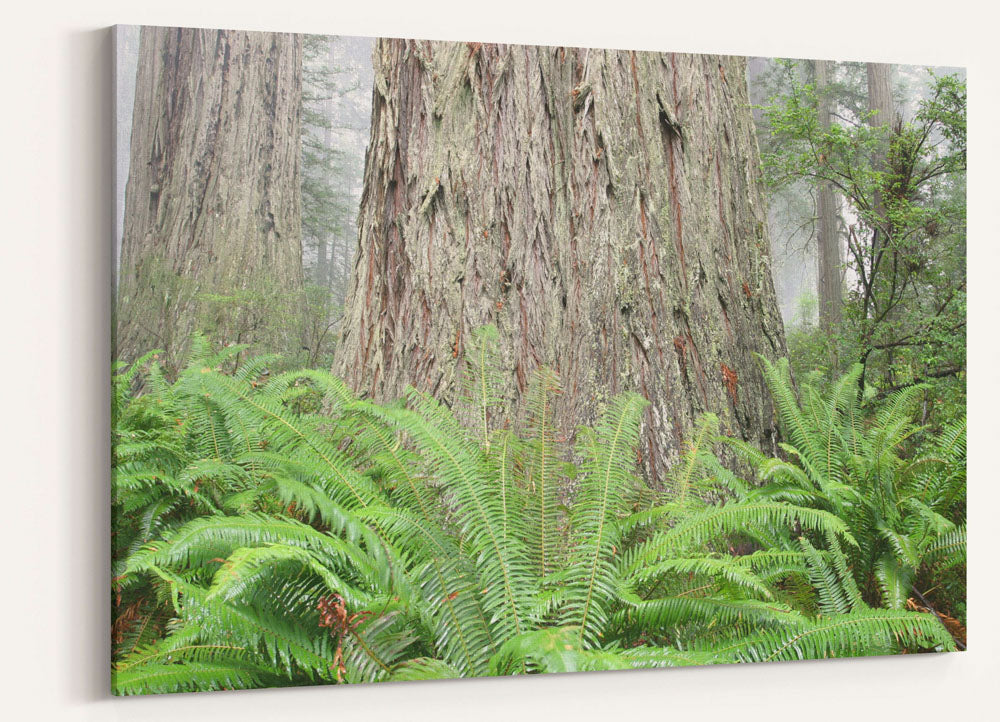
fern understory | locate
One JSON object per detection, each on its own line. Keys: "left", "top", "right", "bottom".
{"left": 111, "top": 330, "right": 966, "bottom": 695}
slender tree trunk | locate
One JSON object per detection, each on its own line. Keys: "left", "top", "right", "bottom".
{"left": 866, "top": 62, "right": 895, "bottom": 235}
{"left": 334, "top": 40, "right": 786, "bottom": 482}
{"left": 314, "top": 54, "right": 333, "bottom": 290}
{"left": 116, "top": 27, "right": 304, "bottom": 372}
{"left": 320, "top": 37, "right": 338, "bottom": 292}
{"left": 815, "top": 60, "right": 842, "bottom": 331}
{"left": 866, "top": 63, "right": 895, "bottom": 129}
{"left": 316, "top": 238, "right": 330, "bottom": 287}
{"left": 864, "top": 62, "right": 898, "bottom": 385}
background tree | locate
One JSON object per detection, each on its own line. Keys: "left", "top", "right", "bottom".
{"left": 815, "top": 60, "right": 842, "bottom": 332}
{"left": 301, "top": 35, "right": 351, "bottom": 295}
{"left": 866, "top": 65, "right": 895, "bottom": 167}
{"left": 755, "top": 60, "right": 965, "bottom": 414}
{"left": 105, "top": 30, "right": 967, "bottom": 696}
{"left": 297, "top": 35, "right": 374, "bottom": 366}
{"left": 746, "top": 59, "right": 820, "bottom": 326}
{"left": 333, "top": 40, "right": 788, "bottom": 483}
{"left": 115, "top": 27, "right": 305, "bottom": 373}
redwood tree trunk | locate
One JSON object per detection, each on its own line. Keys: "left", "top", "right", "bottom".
{"left": 334, "top": 40, "right": 787, "bottom": 482}
{"left": 866, "top": 62, "right": 896, "bottom": 236}
{"left": 815, "top": 60, "right": 842, "bottom": 331}
{"left": 866, "top": 63, "right": 895, "bottom": 128}
{"left": 863, "top": 62, "right": 898, "bottom": 385}
{"left": 116, "top": 27, "right": 304, "bottom": 372}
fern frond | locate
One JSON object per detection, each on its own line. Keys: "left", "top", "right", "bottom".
{"left": 125, "top": 515, "right": 387, "bottom": 595}
{"left": 616, "top": 593, "right": 803, "bottom": 631}
{"left": 389, "top": 657, "right": 463, "bottom": 681}
{"left": 488, "top": 626, "right": 587, "bottom": 675}
{"left": 759, "top": 357, "right": 824, "bottom": 470}
{"left": 112, "top": 659, "right": 279, "bottom": 695}
{"left": 627, "top": 501, "right": 856, "bottom": 574}
{"left": 379, "top": 390, "right": 536, "bottom": 643}
{"left": 872, "top": 551, "right": 913, "bottom": 610}
{"left": 798, "top": 536, "right": 850, "bottom": 615}
{"left": 922, "top": 525, "right": 966, "bottom": 569}
{"left": 715, "top": 607, "right": 954, "bottom": 662}
{"left": 561, "top": 393, "right": 648, "bottom": 647}
{"left": 456, "top": 324, "right": 506, "bottom": 447}
{"left": 625, "top": 555, "right": 773, "bottom": 600}
{"left": 522, "top": 367, "right": 564, "bottom": 575}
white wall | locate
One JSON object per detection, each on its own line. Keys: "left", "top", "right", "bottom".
{"left": 2, "top": 2, "right": 997, "bottom": 720}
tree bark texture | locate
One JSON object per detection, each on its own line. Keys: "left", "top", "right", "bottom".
{"left": 866, "top": 62, "right": 895, "bottom": 129}
{"left": 334, "top": 40, "right": 787, "bottom": 482}
{"left": 116, "top": 26, "right": 304, "bottom": 371}
{"left": 866, "top": 62, "right": 896, "bottom": 236}
{"left": 815, "top": 60, "right": 842, "bottom": 330}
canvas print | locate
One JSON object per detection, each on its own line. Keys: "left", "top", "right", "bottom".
{"left": 111, "top": 25, "right": 967, "bottom": 695}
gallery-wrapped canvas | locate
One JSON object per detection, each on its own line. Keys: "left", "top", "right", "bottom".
{"left": 111, "top": 25, "right": 967, "bottom": 695}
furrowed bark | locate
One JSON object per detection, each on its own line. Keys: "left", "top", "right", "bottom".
{"left": 334, "top": 40, "right": 787, "bottom": 482}
{"left": 116, "top": 26, "right": 304, "bottom": 372}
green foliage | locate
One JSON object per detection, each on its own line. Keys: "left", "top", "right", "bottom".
{"left": 759, "top": 62, "right": 966, "bottom": 412}
{"left": 115, "top": 255, "right": 331, "bottom": 377}
{"left": 112, "top": 331, "right": 962, "bottom": 695}
{"left": 721, "top": 358, "right": 966, "bottom": 616}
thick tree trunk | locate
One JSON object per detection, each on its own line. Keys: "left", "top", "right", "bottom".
{"left": 334, "top": 40, "right": 786, "bottom": 482}
{"left": 116, "top": 27, "right": 304, "bottom": 372}
{"left": 815, "top": 60, "right": 842, "bottom": 331}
